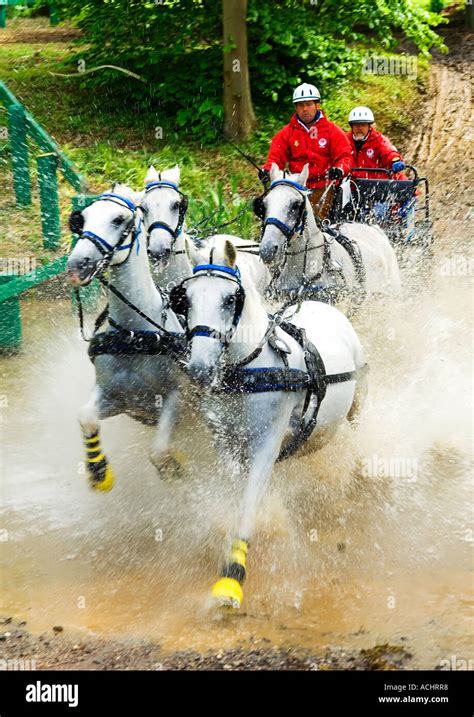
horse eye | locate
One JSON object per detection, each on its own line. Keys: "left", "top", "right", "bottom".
{"left": 112, "top": 215, "right": 125, "bottom": 226}
{"left": 290, "top": 201, "right": 301, "bottom": 212}
{"left": 172, "top": 201, "right": 180, "bottom": 211}
{"left": 223, "top": 295, "right": 236, "bottom": 308}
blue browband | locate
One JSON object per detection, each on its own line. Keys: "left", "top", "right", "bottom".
{"left": 269, "top": 179, "right": 310, "bottom": 193}
{"left": 192, "top": 264, "right": 241, "bottom": 279}
{"left": 99, "top": 193, "right": 137, "bottom": 213}
{"left": 145, "top": 181, "right": 180, "bottom": 193}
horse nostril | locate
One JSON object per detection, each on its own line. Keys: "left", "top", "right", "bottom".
{"left": 260, "top": 242, "right": 278, "bottom": 264}
{"left": 153, "top": 248, "right": 171, "bottom": 265}
{"left": 66, "top": 257, "right": 97, "bottom": 284}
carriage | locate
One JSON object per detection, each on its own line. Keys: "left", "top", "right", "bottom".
{"left": 330, "top": 164, "right": 434, "bottom": 254}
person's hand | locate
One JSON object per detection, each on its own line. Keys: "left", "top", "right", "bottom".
{"left": 258, "top": 168, "right": 270, "bottom": 184}
{"left": 392, "top": 160, "right": 406, "bottom": 173}
{"left": 327, "top": 167, "right": 343, "bottom": 180}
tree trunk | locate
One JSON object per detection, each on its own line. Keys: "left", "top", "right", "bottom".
{"left": 223, "top": 0, "right": 256, "bottom": 141}
{"left": 467, "top": 1, "right": 474, "bottom": 31}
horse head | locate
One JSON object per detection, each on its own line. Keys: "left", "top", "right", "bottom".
{"left": 169, "top": 238, "right": 253, "bottom": 388}
{"left": 258, "top": 163, "right": 313, "bottom": 265}
{"left": 141, "top": 164, "right": 189, "bottom": 266}
{"left": 66, "top": 183, "right": 141, "bottom": 286}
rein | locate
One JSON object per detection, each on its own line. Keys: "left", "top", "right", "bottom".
{"left": 74, "top": 277, "right": 182, "bottom": 344}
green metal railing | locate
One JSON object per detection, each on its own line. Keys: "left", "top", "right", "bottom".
{"left": 0, "top": 81, "right": 99, "bottom": 353}
{"left": 0, "top": 1, "right": 59, "bottom": 29}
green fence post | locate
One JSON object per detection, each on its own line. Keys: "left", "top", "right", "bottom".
{"left": 37, "top": 152, "right": 61, "bottom": 250}
{"left": 71, "top": 194, "right": 102, "bottom": 312}
{"left": 49, "top": 2, "right": 59, "bottom": 26}
{"left": 0, "top": 277, "right": 22, "bottom": 353}
{"left": 0, "top": 6, "right": 6, "bottom": 29}
{"left": 8, "top": 103, "right": 32, "bottom": 207}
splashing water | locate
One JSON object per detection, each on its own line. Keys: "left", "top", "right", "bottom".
{"left": 0, "top": 252, "right": 472, "bottom": 668}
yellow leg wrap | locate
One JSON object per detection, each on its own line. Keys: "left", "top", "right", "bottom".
{"left": 211, "top": 577, "right": 243, "bottom": 608}
{"left": 170, "top": 449, "right": 188, "bottom": 467}
{"left": 229, "top": 538, "right": 248, "bottom": 568}
{"left": 89, "top": 463, "right": 115, "bottom": 493}
{"left": 82, "top": 432, "right": 114, "bottom": 492}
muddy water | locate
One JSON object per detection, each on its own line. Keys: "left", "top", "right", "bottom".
{"left": 0, "top": 258, "right": 472, "bottom": 669}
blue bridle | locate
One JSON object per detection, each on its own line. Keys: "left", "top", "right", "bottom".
{"left": 80, "top": 192, "right": 141, "bottom": 257}
{"left": 170, "top": 262, "right": 244, "bottom": 345}
{"left": 262, "top": 179, "right": 310, "bottom": 240}
{"left": 192, "top": 263, "right": 241, "bottom": 279}
{"left": 142, "top": 181, "right": 188, "bottom": 242}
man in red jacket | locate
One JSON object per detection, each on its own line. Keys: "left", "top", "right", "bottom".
{"left": 347, "top": 105, "right": 406, "bottom": 179}
{"left": 260, "top": 83, "right": 352, "bottom": 219}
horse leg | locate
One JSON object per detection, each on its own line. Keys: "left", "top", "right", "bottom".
{"left": 150, "top": 389, "right": 186, "bottom": 480}
{"left": 78, "top": 385, "right": 116, "bottom": 493}
{"left": 211, "top": 407, "right": 291, "bottom": 609}
{"left": 347, "top": 368, "right": 369, "bottom": 425}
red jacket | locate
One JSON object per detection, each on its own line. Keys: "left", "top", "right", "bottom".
{"left": 264, "top": 112, "right": 352, "bottom": 188}
{"left": 347, "top": 129, "right": 405, "bottom": 179}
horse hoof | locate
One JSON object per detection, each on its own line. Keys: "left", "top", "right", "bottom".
{"left": 89, "top": 464, "right": 115, "bottom": 493}
{"left": 153, "top": 452, "right": 185, "bottom": 482}
{"left": 211, "top": 577, "right": 243, "bottom": 610}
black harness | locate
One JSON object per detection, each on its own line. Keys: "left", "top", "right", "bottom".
{"left": 266, "top": 226, "right": 368, "bottom": 307}
{"left": 169, "top": 262, "right": 365, "bottom": 460}
{"left": 253, "top": 180, "right": 367, "bottom": 306}
{"left": 255, "top": 179, "right": 334, "bottom": 302}
{"left": 217, "top": 319, "right": 362, "bottom": 460}
{"left": 325, "top": 226, "right": 366, "bottom": 286}
{"left": 87, "top": 323, "right": 186, "bottom": 363}
{"left": 323, "top": 225, "right": 367, "bottom": 308}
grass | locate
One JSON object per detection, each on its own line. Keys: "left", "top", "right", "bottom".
{"left": 0, "top": 17, "right": 431, "bottom": 264}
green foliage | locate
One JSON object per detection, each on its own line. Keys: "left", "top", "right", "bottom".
{"left": 54, "top": 0, "right": 445, "bottom": 141}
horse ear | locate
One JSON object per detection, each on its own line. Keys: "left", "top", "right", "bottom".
{"left": 185, "top": 237, "right": 201, "bottom": 266}
{"left": 162, "top": 164, "right": 180, "bottom": 185}
{"left": 224, "top": 239, "right": 237, "bottom": 267}
{"left": 269, "top": 162, "right": 281, "bottom": 183}
{"left": 145, "top": 165, "right": 159, "bottom": 183}
{"left": 298, "top": 163, "right": 309, "bottom": 187}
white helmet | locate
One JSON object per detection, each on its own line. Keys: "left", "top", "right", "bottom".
{"left": 293, "top": 83, "right": 321, "bottom": 103}
{"left": 349, "top": 106, "right": 375, "bottom": 124}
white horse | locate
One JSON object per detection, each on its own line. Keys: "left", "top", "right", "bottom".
{"left": 258, "top": 163, "right": 401, "bottom": 306}
{"left": 169, "top": 237, "right": 367, "bottom": 608}
{"left": 140, "top": 165, "right": 270, "bottom": 293}
{"left": 66, "top": 184, "right": 186, "bottom": 491}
